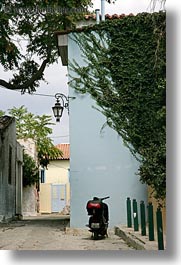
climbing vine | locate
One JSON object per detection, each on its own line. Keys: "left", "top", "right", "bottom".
{"left": 69, "top": 12, "right": 166, "bottom": 200}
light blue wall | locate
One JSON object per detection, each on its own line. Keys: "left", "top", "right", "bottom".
{"left": 68, "top": 33, "right": 147, "bottom": 228}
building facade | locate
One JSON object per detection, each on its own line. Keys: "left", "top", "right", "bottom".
{"left": 0, "top": 116, "right": 23, "bottom": 222}
{"left": 56, "top": 18, "right": 148, "bottom": 228}
{"left": 39, "top": 143, "right": 70, "bottom": 214}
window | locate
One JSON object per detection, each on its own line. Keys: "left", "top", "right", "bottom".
{"left": 8, "top": 145, "right": 12, "bottom": 184}
{"left": 40, "top": 169, "right": 45, "bottom": 183}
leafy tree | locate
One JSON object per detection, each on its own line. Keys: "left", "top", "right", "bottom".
{"left": 0, "top": 110, "right": 5, "bottom": 116}
{"left": 1, "top": 106, "right": 62, "bottom": 167}
{"left": 23, "top": 152, "right": 39, "bottom": 187}
{"left": 0, "top": 0, "right": 115, "bottom": 93}
{"left": 69, "top": 12, "right": 166, "bottom": 200}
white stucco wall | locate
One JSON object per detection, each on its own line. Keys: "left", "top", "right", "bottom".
{"left": 18, "top": 138, "right": 38, "bottom": 216}
{"left": 68, "top": 32, "right": 147, "bottom": 228}
{"left": 22, "top": 185, "right": 37, "bottom": 216}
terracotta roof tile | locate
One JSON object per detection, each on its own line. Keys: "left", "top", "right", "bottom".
{"left": 54, "top": 13, "right": 135, "bottom": 36}
{"left": 55, "top": 143, "right": 70, "bottom": 160}
{"left": 84, "top": 13, "right": 134, "bottom": 20}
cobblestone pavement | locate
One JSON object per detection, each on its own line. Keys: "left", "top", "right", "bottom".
{"left": 0, "top": 216, "right": 133, "bottom": 251}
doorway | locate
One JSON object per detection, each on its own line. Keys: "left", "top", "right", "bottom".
{"left": 51, "top": 184, "right": 66, "bottom": 213}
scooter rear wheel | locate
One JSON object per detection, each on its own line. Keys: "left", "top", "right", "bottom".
{"left": 93, "top": 231, "right": 99, "bottom": 240}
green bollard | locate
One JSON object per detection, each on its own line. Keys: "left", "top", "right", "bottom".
{"left": 132, "top": 199, "right": 139, "bottom": 231}
{"left": 148, "top": 202, "right": 154, "bottom": 241}
{"left": 140, "top": 200, "right": 146, "bottom": 236}
{"left": 156, "top": 207, "right": 164, "bottom": 250}
{"left": 126, "top": 197, "right": 132, "bottom": 228}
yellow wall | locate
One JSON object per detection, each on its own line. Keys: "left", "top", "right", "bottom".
{"left": 45, "top": 160, "right": 70, "bottom": 204}
{"left": 46, "top": 160, "right": 69, "bottom": 182}
{"left": 39, "top": 183, "right": 52, "bottom": 213}
{"left": 39, "top": 160, "right": 70, "bottom": 213}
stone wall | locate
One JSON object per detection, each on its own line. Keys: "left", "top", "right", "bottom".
{"left": 0, "top": 116, "right": 21, "bottom": 221}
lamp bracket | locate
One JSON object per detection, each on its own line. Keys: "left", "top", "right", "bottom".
{"left": 54, "top": 93, "right": 76, "bottom": 113}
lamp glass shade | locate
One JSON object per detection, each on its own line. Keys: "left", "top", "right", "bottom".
{"left": 52, "top": 102, "right": 63, "bottom": 121}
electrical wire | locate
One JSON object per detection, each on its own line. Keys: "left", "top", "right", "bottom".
{"left": 0, "top": 87, "right": 67, "bottom": 98}
{"left": 51, "top": 135, "right": 69, "bottom": 138}
{"left": 25, "top": 92, "right": 55, "bottom": 97}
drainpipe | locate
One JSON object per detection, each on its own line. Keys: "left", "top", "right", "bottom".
{"left": 95, "top": 9, "right": 100, "bottom": 24}
{"left": 101, "top": 0, "right": 106, "bottom": 21}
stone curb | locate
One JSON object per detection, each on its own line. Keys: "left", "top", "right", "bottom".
{"left": 114, "top": 225, "right": 159, "bottom": 250}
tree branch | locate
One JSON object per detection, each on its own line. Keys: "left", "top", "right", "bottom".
{"left": 0, "top": 56, "right": 50, "bottom": 92}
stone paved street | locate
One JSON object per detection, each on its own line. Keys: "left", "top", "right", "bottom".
{"left": 0, "top": 215, "right": 133, "bottom": 251}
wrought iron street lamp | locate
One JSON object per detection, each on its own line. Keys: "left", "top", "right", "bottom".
{"left": 52, "top": 93, "right": 75, "bottom": 122}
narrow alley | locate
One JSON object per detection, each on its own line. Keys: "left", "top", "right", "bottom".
{"left": 0, "top": 215, "right": 133, "bottom": 250}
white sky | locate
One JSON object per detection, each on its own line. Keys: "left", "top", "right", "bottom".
{"left": 0, "top": 0, "right": 171, "bottom": 145}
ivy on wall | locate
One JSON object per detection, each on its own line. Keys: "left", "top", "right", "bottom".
{"left": 69, "top": 12, "right": 166, "bottom": 200}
